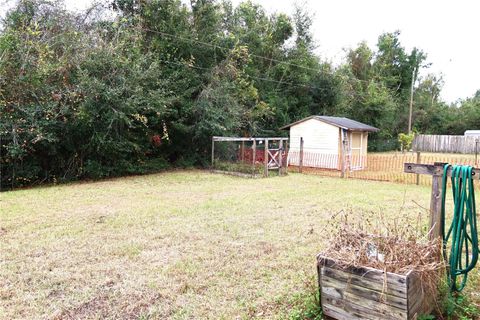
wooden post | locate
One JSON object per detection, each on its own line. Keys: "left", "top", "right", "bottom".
{"left": 211, "top": 137, "right": 215, "bottom": 169}
{"left": 241, "top": 141, "right": 245, "bottom": 163}
{"left": 340, "top": 131, "right": 346, "bottom": 178}
{"left": 430, "top": 173, "right": 442, "bottom": 239}
{"left": 279, "top": 139, "right": 283, "bottom": 175}
{"left": 429, "top": 162, "right": 446, "bottom": 240}
{"left": 264, "top": 139, "right": 269, "bottom": 177}
{"left": 416, "top": 151, "right": 421, "bottom": 185}
{"left": 476, "top": 139, "right": 479, "bottom": 166}
{"left": 252, "top": 140, "right": 256, "bottom": 175}
{"left": 285, "top": 139, "right": 289, "bottom": 174}
{"left": 299, "top": 137, "right": 304, "bottom": 173}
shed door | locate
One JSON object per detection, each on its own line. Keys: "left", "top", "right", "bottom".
{"left": 350, "top": 132, "right": 364, "bottom": 170}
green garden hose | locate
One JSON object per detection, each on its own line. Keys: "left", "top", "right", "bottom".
{"left": 441, "top": 164, "right": 479, "bottom": 292}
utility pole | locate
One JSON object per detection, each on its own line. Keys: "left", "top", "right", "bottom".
{"left": 408, "top": 66, "right": 416, "bottom": 134}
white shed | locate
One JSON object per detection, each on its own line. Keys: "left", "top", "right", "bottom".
{"left": 280, "top": 116, "right": 379, "bottom": 171}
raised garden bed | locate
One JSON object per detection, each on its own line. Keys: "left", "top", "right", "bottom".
{"left": 317, "top": 255, "right": 435, "bottom": 320}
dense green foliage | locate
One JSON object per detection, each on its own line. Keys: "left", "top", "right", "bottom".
{"left": 1, "top": 0, "right": 479, "bottom": 189}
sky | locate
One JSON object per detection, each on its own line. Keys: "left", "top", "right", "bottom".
{"left": 2, "top": 0, "right": 480, "bottom": 103}
{"left": 233, "top": 0, "right": 480, "bottom": 103}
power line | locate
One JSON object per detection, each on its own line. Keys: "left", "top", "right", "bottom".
{"left": 139, "top": 26, "right": 374, "bottom": 86}
{"left": 248, "top": 74, "right": 324, "bottom": 91}
{"left": 140, "top": 27, "right": 325, "bottom": 74}
{"left": 156, "top": 57, "right": 330, "bottom": 91}
{"left": 137, "top": 27, "right": 336, "bottom": 91}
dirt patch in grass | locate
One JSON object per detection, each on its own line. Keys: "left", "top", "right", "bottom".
{"left": 55, "top": 291, "right": 163, "bottom": 320}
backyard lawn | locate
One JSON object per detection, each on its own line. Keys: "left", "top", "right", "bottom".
{"left": 1, "top": 170, "right": 478, "bottom": 319}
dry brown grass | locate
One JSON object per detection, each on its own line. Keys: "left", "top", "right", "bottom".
{"left": 1, "top": 170, "right": 478, "bottom": 319}
{"left": 321, "top": 206, "right": 445, "bottom": 269}
{"left": 319, "top": 211, "right": 444, "bottom": 310}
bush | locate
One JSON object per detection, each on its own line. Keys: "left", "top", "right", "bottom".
{"left": 398, "top": 132, "right": 415, "bottom": 151}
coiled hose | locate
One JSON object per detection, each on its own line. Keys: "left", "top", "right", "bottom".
{"left": 441, "top": 164, "right": 479, "bottom": 292}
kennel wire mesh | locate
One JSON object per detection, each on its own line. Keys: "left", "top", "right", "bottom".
{"left": 211, "top": 137, "right": 288, "bottom": 177}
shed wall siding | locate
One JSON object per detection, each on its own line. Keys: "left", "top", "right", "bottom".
{"left": 289, "top": 119, "right": 339, "bottom": 152}
{"left": 288, "top": 119, "right": 339, "bottom": 168}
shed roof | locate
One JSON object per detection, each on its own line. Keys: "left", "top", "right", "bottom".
{"left": 280, "top": 116, "right": 379, "bottom": 132}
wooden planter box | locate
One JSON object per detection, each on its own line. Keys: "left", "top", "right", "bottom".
{"left": 317, "top": 255, "right": 435, "bottom": 320}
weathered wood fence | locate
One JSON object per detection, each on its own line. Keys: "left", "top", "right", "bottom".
{"left": 413, "top": 134, "right": 480, "bottom": 154}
